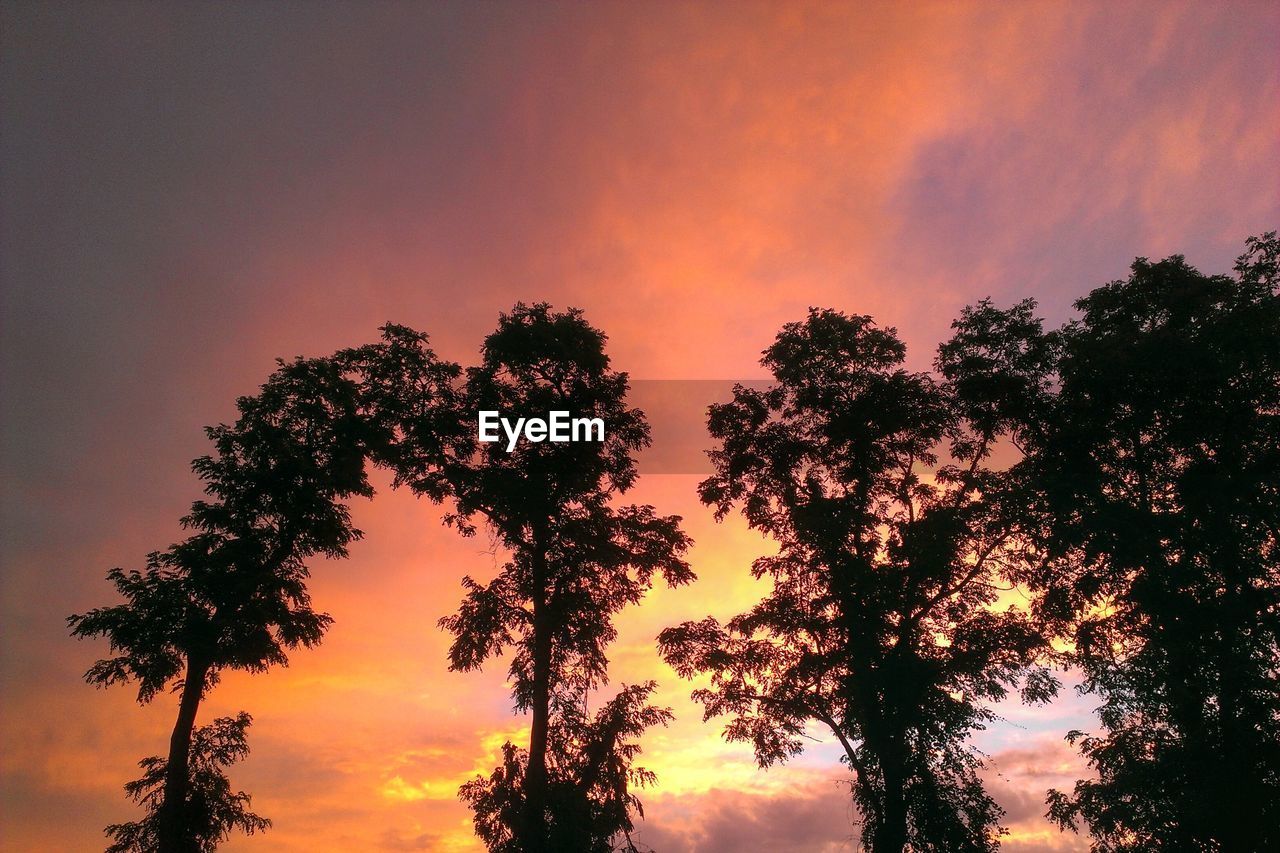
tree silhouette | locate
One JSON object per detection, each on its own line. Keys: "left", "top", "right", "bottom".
{"left": 660, "top": 309, "right": 1056, "bottom": 853}
{"left": 70, "top": 326, "right": 458, "bottom": 852}
{"left": 104, "top": 713, "right": 269, "bottom": 852}
{"left": 951, "top": 235, "right": 1280, "bottom": 851}
{"left": 438, "top": 303, "right": 693, "bottom": 852}
{"left": 460, "top": 682, "right": 671, "bottom": 853}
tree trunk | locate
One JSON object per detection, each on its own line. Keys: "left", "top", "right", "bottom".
{"left": 157, "top": 655, "right": 209, "bottom": 853}
{"left": 523, "top": 543, "right": 552, "bottom": 853}
{"left": 836, "top": 573, "right": 908, "bottom": 853}
{"left": 867, "top": 645, "right": 907, "bottom": 853}
{"left": 1213, "top": 579, "right": 1262, "bottom": 853}
{"left": 875, "top": 752, "right": 909, "bottom": 853}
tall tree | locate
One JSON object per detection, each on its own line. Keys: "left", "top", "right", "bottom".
{"left": 660, "top": 309, "right": 1056, "bottom": 853}
{"left": 438, "top": 303, "right": 693, "bottom": 852}
{"left": 70, "top": 326, "right": 458, "bottom": 852}
{"left": 955, "top": 236, "right": 1280, "bottom": 851}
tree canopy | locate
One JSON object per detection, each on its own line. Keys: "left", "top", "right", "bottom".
{"left": 69, "top": 326, "right": 459, "bottom": 852}
{"left": 1024, "top": 236, "right": 1279, "bottom": 851}
{"left": 68, "top": 235, "right": 1280, "bottom": 852}
{"left": 439, "top": 303, "right": 693, "bottom": 852}
{"left": 661, "top": 308, "right": 1055, "bottom": 853}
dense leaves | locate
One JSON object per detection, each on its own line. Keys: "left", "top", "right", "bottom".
{"left": 1031, "top": 236, "right": 1279, "bottom": 851}
{"left": 461, "top": 682, "right": 670, "bottom": 853}
{"left": 949, "top": 234, "right": 1280, "bottom": 851}
{"left": 660, "top": 309, "right": 1055, "bottom": 853}
{"left": 104, "top": 713, "right": 269, "bottom": 853}
{"left": 441, "top": 304, "right": 692, "bottom": 851}
{"left": 70, "top": 325, "right": 459, "bottom": 851}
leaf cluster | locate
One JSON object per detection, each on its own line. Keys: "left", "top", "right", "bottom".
{"left": 104, "top": 713, "right": 269, "bottom": 853}
{"left": 1030, "top": 236, "right": 1280, "bottom": 850}
{"left": 440, "top": 303, "right": 694, "bottom": 704}
{"left": 662, "top": 307, "right": 1057, "bottom": 851}
{"left": 69, "top": 324, "right": 459, "bottom": 699}
{"left": 460, "top": 683, "right": 671, "bottom": 853}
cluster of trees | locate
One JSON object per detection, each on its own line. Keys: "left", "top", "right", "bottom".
{"left": 663, "top": 232, "right": 1279, "bottom": 852}
{"left": 73, "top": 234, "right": 1278, "bottom": 852}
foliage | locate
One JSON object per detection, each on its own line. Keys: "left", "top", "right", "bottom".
{"left": 69, "top": 350, "right": 383, "bottom": 695}
{"left": 1008, "top": 235, "right": 1280, "bottom": 851}
{"left": 461, "top": 682, "right": 670, "bottom": 853}
{"left": 104, "top": 713, "right": 269, "bottom": 853}
{"left": 660, "top": 308, "right": 1056, "bottom": 852}
{"left": 439, "top": 303, "right": 692, "bottom": 851}
{"left": 69, "top": 324, "right": 460, "bottom": 851}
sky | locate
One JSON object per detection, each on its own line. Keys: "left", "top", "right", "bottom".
{"left": 1, "top": 1, "right": 1277, "bottom": 850}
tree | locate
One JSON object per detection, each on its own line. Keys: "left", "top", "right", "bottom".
{"left": 460, "top": 682, "right": 671, "bottom": 853}
{"left": 659, "top": 308, "right": 1056, "bottom": 853}
{"left": 438, "top": 303, "right": 693, "bottom": 852}
{"left": 70, "top": 326, "right": 458, "bottom": 852}
{"left": 104, "top": 713, "right": 269, "bottom": 853}
{"left": 963, "top": 235, "right": 1280, "bottom": 851}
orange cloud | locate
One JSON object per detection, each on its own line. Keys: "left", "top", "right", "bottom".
{"left": 2, "top": 2, "right": 1275, "bottom": 850}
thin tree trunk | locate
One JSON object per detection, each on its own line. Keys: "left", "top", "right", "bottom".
{"left": 157, "top": 655, "right": 209, "bottom": 853}
{"left": 523, "top": 542, "right": 552, "bottom": 853}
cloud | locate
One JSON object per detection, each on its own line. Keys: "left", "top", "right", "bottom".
{"left": 984, "top": 737, "right": 1092, "bottom": 851}
{"left": 634, "top": 771, "right": 861, "bottom": 853}
{"left": 376, "top": 828, "right": 444, "bottom": 851}
{"left": 3, "top": 1, "right": 1275, "bottom": 849}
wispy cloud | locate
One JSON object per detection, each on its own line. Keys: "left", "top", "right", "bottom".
{"left": 2, "top": 1, "right": 1275, "bottom": 849}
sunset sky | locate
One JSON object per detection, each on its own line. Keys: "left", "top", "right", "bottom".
{"left": 2, "top": 2, "right": 1278, "bottom": 851}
